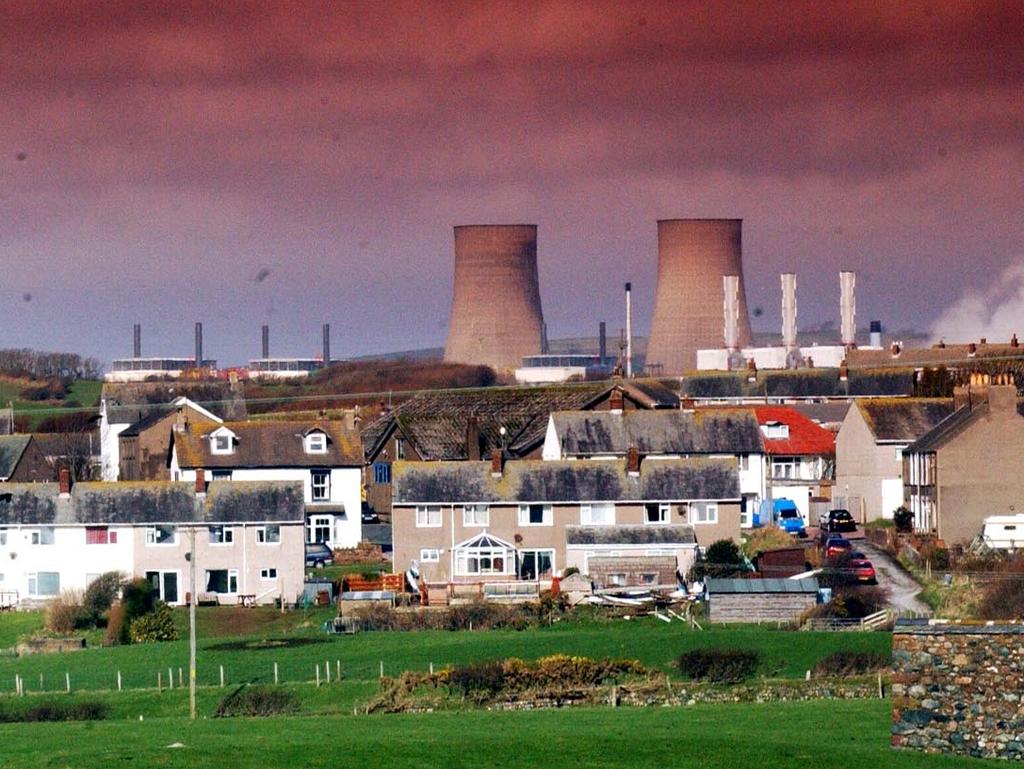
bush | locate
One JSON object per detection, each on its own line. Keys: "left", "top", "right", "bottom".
{"left": 45, "top": 590, "right": 86, "bottom": 633}
{"left": 447, "top": 661, "right": 507, "bottom": 696}
{"left": 677, "top": 649, "right": 761, "bottom": 683}
{"left": 741, "top": 528, "right": 797, "bottom": 559}
{"left": 444, "top": 656, "right": 645, "bottom": 697}
{"left": 104, "top": 601, "right": 127, "bottom": 646}
{"left": 893, "top": 506, "right": 914, "bottom": 533}
{"left": 82, "top": 571, "right": 124, "bottom": 626}
{"left": 350, "top": 599, "right": 562, "bottom": 633}
{"left": 976, "top": 563, "right": 1024, "bottom": 620}
{"left": 121, "top": 577, "right": 156, "bottom": 622}
{"left": 0, "top": 700, "right": 108, "bottom": 723}
{"left": 128, "top": 603, "right": 179, "bottom": 643}
{"left": 215, "top": 686, "right": 300, "bottom": 718}
{"left": 803, "top": 586, "right": 889, "bottom": 621}
{"left": 690, "top": 539, "right": 746, "bottom": 580}
{"left": 812, "top": 651, "right": 888, "bottom": 678}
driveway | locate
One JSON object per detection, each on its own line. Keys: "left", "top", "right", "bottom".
{"left": 857, "top": 541, "right": 931, "bottom": 615}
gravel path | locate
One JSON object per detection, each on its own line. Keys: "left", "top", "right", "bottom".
{"left": 857, "top": 541, "right": 931, "bottom": 615}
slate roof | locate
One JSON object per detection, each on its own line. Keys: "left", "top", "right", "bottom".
{"left": 392, "top": 457, "right": 739, "bottom": 504}
{"left": 751, "top": 406, "right": 836, "bottom": 456}
{"left": 550, "top": 409, "right": 763, "bottom": 456}
{"left": 0, "top": 436, "right": 32, "bottom": 479}
{"left": 787, "top": 402, "right": 852, "bottom": 429}
{"left": 102, "top": 382, "right": 246, "bottom": 425}
{"left": 706, "top": 577, "right": 819, "bottom": 594}
{"left": 0, "top": 481, "right": 304, "bottom": 525}
{"left": 904, "top": 401, "right": 1024, "bottom": 455}
{"left": 856, "top": 399, "right": 955, "bottom": 442}
{"left": 847, "top": 343, "right": 1024, "bottom": 368}
{"left": 566, "top": 525, "right": 697, "bottom": 546}
{"left": 173, "top": 420, "right": 363, "bottom": 469}
{"left": 119, "top": 407, "right": 176, "bottom": 438}
{"left": 361, "top": 380, "right": 680, "bottom": 462}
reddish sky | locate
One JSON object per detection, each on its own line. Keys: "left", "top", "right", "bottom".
{"left": 3, "top": 1, "right": 1023, "bottom": 364}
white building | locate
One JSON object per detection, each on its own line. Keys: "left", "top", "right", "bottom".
{"left": 169, "top": 418, "right": 363, "bottom": 548}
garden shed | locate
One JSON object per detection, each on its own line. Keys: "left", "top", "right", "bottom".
{"left": 705, "top": 577, "right": 819, "bottom": 623}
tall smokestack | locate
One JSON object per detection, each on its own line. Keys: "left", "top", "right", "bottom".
{"left": 194, "top": 322, "right": 203, "bottom": 367}
{"left": 541, "top": 323, "right": 550, "bottom": 355}
{"left": 840, "top": 271, "right": 857, "bottom": 348}
{"left": 646, "top": 219, "right": 752, "bottom": 374}
{"left": 322, "top": 324, "right": 330, "bottom": 366}
{"left": 261, "top": 325, "right": 270, "bottom": 359}
{"left": 869, "top": 320, "right": 882, "bottom": 348}
{"left": 781, "top": 273, "right": 797, "bottom": 351}
{"left": 599, "top": 321, "right": 607, "bottom": 363}
{"left": 133, "top": 324, "right": 141, "bottom": 358}
{"left": 624, "top": 282, "right": 633, "bottom": 378}
{"left": 444, "top": 224, "right": 545, "bottom": 371}
{"left": 723, "top": 275, "right": 740, "bottom": 351}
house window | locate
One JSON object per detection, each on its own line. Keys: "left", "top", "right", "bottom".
{"left": 580, "top": 503, "right": 615, "bottom": 526}
{"left": 420, "top": 549, "right": 440, "bottom": 562}
{"left": 27, "top": 572, "right": 60, "bottom": 597}
{"left": 208, "top": 526, "right": 234, "bottom": 545}
{"left": 212, "top": 433, "right": 233, "bottom": 454}
{"left": 145, "top": 525, "right": 177, "bottom": 545}
{"left": 0, "top": 529, "right": 5, "bottom": 546}
{"left": 517, "top": 549, "right": 554, "bottom": 580}
{"left": 639, "top": 573, "right": 657, "bottom": 585}
{"left": 416, "top": 505, "right": 443, "bottom": 528}
{"left": 462, "top": 504, "right": 489, "bottom": 527}
{"left": 607, "top": 573, "right": 627, "bottom": 587}
{"left": 309, "top": 516, "right": 332, "bottom": 543}
{"left": 30, "top": 527, "right": 55, "bottom": 545}
{"left": 772, "top": 457, "right": 800, "bottom": 480}
{"left": 761, "top": 421, "right": 789, "bottom": 439}
{"left": 395, "top": 438, "right": 405, "bottom": 459}
{"left": 644, "top": 503, "right": 670, "bottom": 524}
{"left": 305, "top": 433, "right": 327, "bottom": 454}
{"left": 517, "top": 503, "right": 552, "bottom": 526}
{"left": 212, "top": 470, "right": 232, "bottom": 481}
{"left": 372, "top": 462, "right": 391, "bottom": 484}
{"left": 145, "top": 571, "right": 180, "bottom": 604}
{"left": 738, "top": 454, "right": 750, "bottom": 472}
{"left": 693, "top": 502, "right": 718, "bottom": 524}
{"left": 205, "top": 569, "right": 239, "bottom": 594}
{"left": 260, "top": 568, "right": 278, "bottom": 580}
{"left": 256, "top": 525, "right": 281, "bottom": 544}
{"left": 453, "top": 533, "right": 515, "bottom": 576}
{"left": 311, "top": 470, "right": 331, "bottom": 501}
{"left": 85, "top": 527, "right": 117, "bottom": 545}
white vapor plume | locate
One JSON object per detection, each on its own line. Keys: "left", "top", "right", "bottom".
{"left": 930, "top": 262, "right": 1024, "bottom": 344}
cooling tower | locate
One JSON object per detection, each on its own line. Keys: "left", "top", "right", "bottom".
{"left": 444, "top": 224, "right": 545, "bottom": 371}
{"left": 645, "top": 219, "right": 753, "bottom": 374}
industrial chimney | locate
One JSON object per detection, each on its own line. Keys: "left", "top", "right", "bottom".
{"left": 840, "top": 271, "right": 857, "bottom": 348}
{"left": 646, "top": 219, "right": 753, "bottom": 374}
{"left": 261, "top": 325, "right": 270, "bottom": 359}
{"left": 869, "top": 320, "right": 882, "bottom": 348}
{"left": 599, "top": 321, "right": 607, "bottom": 364}
{"left": 444, "top": 225, "right": 545, "bottom": 371}
{"left": 195, "top": 322, "right": 203, "bottom": 367}
{"left": 624, "top": 282, "right": 634, "bottom": 378}
{"left": 322, "top": 324, "right": 331, "bottom": 366}
{"left": 723, "top": 275, "right": 740, "bottom": 352}
{"left": 781, "top": 273, "right": 797, "bottom": 351}
{"left": 133, "top": 324, "right": 142, "bottom": 358}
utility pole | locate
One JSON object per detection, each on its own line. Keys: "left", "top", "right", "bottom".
{"left": 189, "top": 526, "right": 197, "bottom": 720}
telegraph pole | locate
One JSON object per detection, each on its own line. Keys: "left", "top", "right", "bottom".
{"left": 189, "top": 526, "right": 197, "bottom": 720}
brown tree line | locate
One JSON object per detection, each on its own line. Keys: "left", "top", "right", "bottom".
{"left": 0, "top": 348, "right": 101, "bottom": 381}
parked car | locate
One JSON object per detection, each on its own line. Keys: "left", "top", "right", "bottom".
{"left": 305, "top": 542, "right": 333, "bottom": 568}
{"left": 824, "top": 536, "right": 853, "bottom": 559}
{"left": 824, "top": 509, "right": 857, "bottom": 533}
{"left": 850, "top": 558, "right": 877, "bottom": 584}
{"left": 778, "top": 505, "right": 807, "bottom": 537}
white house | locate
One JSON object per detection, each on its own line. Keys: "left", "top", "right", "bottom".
{"left": 0, "top": 475, "right": 306, "bottom": 607}
{"left": 169, "top": 418, "right": 363, "bottom": 548}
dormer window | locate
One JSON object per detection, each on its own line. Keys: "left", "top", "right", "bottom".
{"left": 305, "top": 431, "right": 328, "bottom": 454}
{"left": 761, "top": 421, "right": 790, "bottom": 440}
{"left": 209, "top": 428, "right": 236, "bottom": 455}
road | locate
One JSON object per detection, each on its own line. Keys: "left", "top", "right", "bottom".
{"left": 857, "top": 541, "right": 931, "bottom": 615}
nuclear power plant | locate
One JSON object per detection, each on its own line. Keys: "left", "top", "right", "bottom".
{"left": 443, "top": 224, "right": 545, "bottom": 371}
{"left": 645, "top": 219, "right": 753, "bottom": 374}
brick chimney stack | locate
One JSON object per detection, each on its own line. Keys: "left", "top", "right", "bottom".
{"left": 195, "top": 469, "right": 207, "bottom": 496}
{"left": 626, "top": 446, "right": 641, "bottom": 476}
{"left": 609, "top": 389, "right": 624, "bottom": 414}
{"left": 58, "top": 467, "right": 71, "bottom": 497}
{"left": 466, "top": 415, "right": 481, "bottom": 461}
{"left": 989, "top": 373, "right": 1017, "bottom": 415}
{"left": 490, "top": 449, "right": 504, "bottom": 477}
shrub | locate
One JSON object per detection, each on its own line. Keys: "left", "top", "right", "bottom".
{"left": 128, "top": 603, "right": 179, "bottom": 643}
{"left": 690, "top": 539, "right": 746, "bottom": 580}
{"left": 812, "top": 650, "right": 888, "bottom": 678}
{"left": 0, "top": 700, "right": 108, "bottom": 723}
{"left": 121, "top": 577, "right": 156, "bottom": 622}
{"left": 677, "top": 649, "right": 761, "bottom": 683}
{"left": 803, "top": 586, "right": 889, "bottom": 621}
{"left": 45, "top": 590, "right": 86, "bottom": 633}
{"left": 82, "top": 571, "right": 124, "bottom": 626}
{"left": 215, "top": 686, "right": 300, "bottom": 718}
{"left": 447, "top": 661, "right": 506, "bottom": 696}
{"left": 893, "top": 506, "right": 914, "bottom": 533}
{"left": 104, "top": 601, "right": 127, "bottom": 646}
{"left": 741, "top": 528, "right": 796, "bottom": 559}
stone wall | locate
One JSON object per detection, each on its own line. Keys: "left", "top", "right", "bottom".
{"left": 892, "top": 620, "right": 1024, "bottom": 759}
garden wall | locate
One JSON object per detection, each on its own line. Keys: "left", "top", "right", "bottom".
{"left": 892, "top": 620, "right": 1024, "bottom": 759}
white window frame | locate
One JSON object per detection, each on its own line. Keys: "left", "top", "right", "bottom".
{"left": 211, "top": 433, "right": 234, "bottom": 454}
{"left": 517, "top": 503, "right": 552, "bottom": 526}
{"left": 145, "top": 569, "right": 181, "bottom": 604}
{"left": 580, "top": 502, "right": 615, "bottom": 526}
{"left": 145, "top": 525, "right": 178, "bottom": 546}
{"left": 462, "top": 504, "right": 489, "bottom": 527}
{"left": 693, "top": 502, "right": 718, "bottom": 525}
{"left": 27, "top": 571, "right": 61, "bottom": 597}
{"left": 0, "top": 528, "right": 7, "bottom": 546}
{"left": 305, "top": 433, "right": 328, "bottom": 454}
{"left": 311, "top": 469, "right": 331, "bottom": 501}
{"left": 31, "top": 527, "right": 56, "bottom": 545}
{"left": 309, "top": 516, "right": 333, "bottom": 544}
{"left": 259, "top": 567, "right": 278, "bottom": 580}
{"left": 255, "top": 525, "right": 281, "bottom": 545}
{"left": 416, "top": 505, "right": 443, "bottom": 528}
{"left": 644, "top": 503, "right": 670, "bottom": 525}
{"left": 208, "top": 525, "right": 234, "bottom": 545}
{"left": 517, "top": 548, "right": 555, "bottom": 580}
{"left": 419, "top": 548, "right": 440, "bottom": 562}
{"left": 454, "top": 546, "right": 513, "bottom": 577}
{"left": 205, "top": 568, "right": 239, "bottom": 594}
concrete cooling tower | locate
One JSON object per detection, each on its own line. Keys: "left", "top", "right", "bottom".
{"left": 443, "top": 224, "right": 545, "bottom": 371}
{"left": 645, "top": 219, "right": 753, "bottom": 374}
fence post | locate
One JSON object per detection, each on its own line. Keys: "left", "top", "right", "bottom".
{"left": 117, "top": 671, "right": 122, "bottom": 692}
{"left": 178, "top": 668, "right": 183, "bottom": 688}
{"left": 316, "top": 664, "right": 321, "bottom": 688}
{"left": 325, "top": 659, "right": 330, "bottom": 683}
{"left": 336, "top": 660, "right": 341, "bottom": 682}
{"left": 65, "top": 672, "right": 70, "bottom": 694}
{"left": 168, "top": 667, "right": 173, "bottom": 689}
{"left": 39, "top": 672, "right": 44, "bottom": 691}
{"left": 379, "top": 661, "right": 384, "bottom": 679}
{"left": 220, "top": 665, "right": 225, "bottom": 688}
{"left": 429, "top": 662, "right": 434, "bottom": 675}
{"left": 274, "top": 662, "right": 279, "bottom": 685}
{"left": 158, "top": 671, "right": 162, "bottom": 692}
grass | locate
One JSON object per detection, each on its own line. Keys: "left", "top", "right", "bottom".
{"left": 0, "top": 612, "right": 45, "bottom": 649}
{"left": 317, "top": 562, "right": 390, "bottom": 582}
{"left": 0, "top": 699, "right": 999, "bottom": 769}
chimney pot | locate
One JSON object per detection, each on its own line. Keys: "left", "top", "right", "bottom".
{"left": 968, "top": 343, "right": 977, "bottom": 356}
{"left": 1012, "top": 334, "right": 1020, "bottom": 348}
{"left": 980, "top": 337, "right": 987, "bottom": 345}
{"left": 58, "top": 467, "right": 71, "bottom": 496}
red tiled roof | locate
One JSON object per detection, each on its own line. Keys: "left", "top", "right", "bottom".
{"left": 751, "top": 406, "right": 835, "bottom": 456}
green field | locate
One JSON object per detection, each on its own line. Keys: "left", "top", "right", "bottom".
{"left": 0, "top": 700, "right": 998, "bottom": 769}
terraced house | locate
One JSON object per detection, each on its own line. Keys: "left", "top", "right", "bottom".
{"left": 391, "top": 453, "right": 740, "bottom": 589}
{"left": 0, "top": 472, "right": 305, "bottom": 608}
